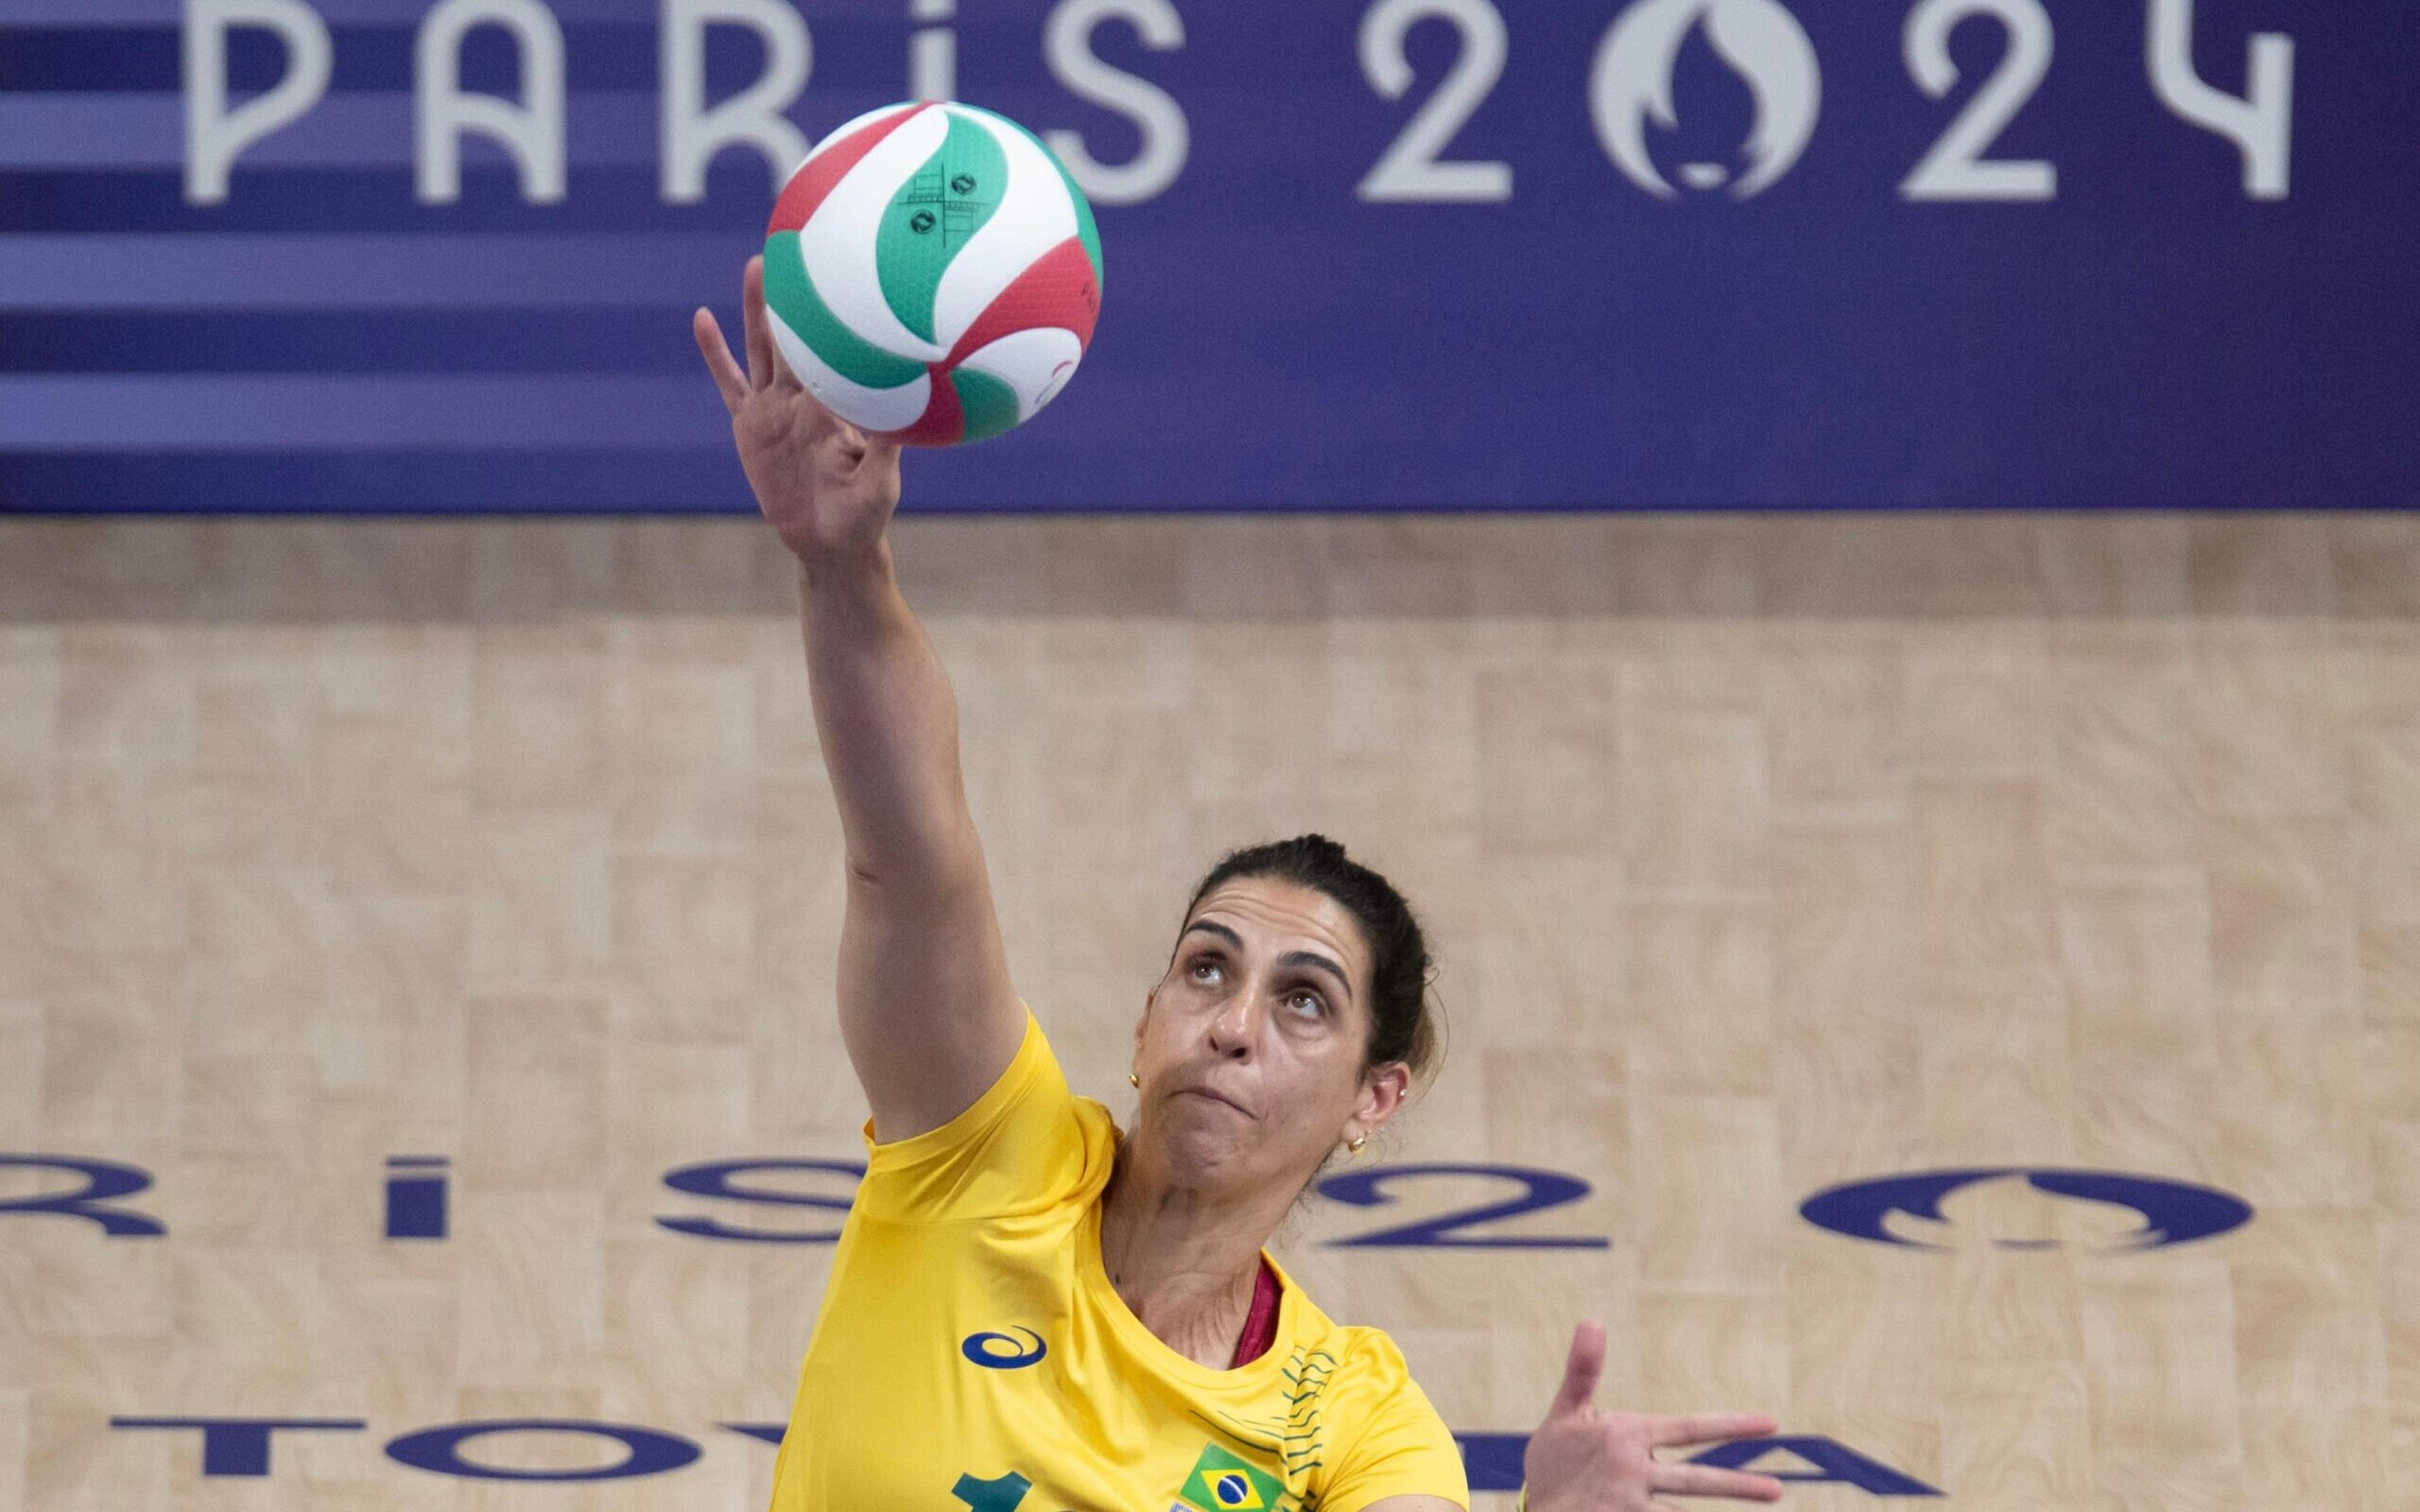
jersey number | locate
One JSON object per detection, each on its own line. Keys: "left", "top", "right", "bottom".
{"left": 952, "top": 1470, "right": 1037, "bottom": 1511}
{"left": 951, "top": 1469, "right": 1108, "bottom": 1512}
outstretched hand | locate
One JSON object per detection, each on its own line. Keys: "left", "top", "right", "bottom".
{"left": 1523, "top": 1320, "right": 1787, "bottom": 1511}
{"left": 693, "top": 255, "right": 904, "bottom": 565}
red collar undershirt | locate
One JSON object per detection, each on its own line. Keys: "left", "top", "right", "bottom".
{"left": 1228, "top": 1256, "right": 1282, "bottom": 1367}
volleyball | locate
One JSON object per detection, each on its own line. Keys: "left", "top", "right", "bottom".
{"left": 760, "top": 100, "right": 1103, "bottom": 448}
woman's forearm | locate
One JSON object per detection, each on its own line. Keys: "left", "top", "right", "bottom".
{"left": 795, "top": 541, "right": 982, "bottom": 890}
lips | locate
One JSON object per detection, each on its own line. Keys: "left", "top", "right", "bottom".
{"left": 1178, "top": 1086, "right": 1251, "bottom": 1117}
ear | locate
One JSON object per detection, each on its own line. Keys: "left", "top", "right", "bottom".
{"left": 1357, "top": 1062, "right": 1410, "bottom": 1126}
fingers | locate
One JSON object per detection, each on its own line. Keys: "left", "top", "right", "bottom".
{"left": 860, "top": 430, "right": 904, "bottom": 496}
{"left": 1650, "top": 1461, "right": 1787, "bottom": 1502}
{"left": 1647, "top": 1414, "right": 1778, "bottom": 1449}
{"left": 741, "top": 256, "right": 776, "bottom": 392}
{"left": 808, "top": 387, "right": 855, "bottom": 446}
{"left": 692, "top": 307, "right": 747, "bottom": 416}
{"left": 1548, "top": 1319, "right": 1606, "bottom": 1419}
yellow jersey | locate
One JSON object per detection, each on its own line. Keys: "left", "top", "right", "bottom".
{"left": 767, "top": 1002, "right": 1470, "bottom": 1512}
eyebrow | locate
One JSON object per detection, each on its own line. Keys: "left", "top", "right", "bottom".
{"left": 1178, "top": 920, "right": 1356, "bottom": 1005}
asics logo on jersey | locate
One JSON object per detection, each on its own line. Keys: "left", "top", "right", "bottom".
{"left": 960, "top": 1327, "right": 1048, "bottom": 1369}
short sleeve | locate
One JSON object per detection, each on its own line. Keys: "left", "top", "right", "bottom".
{"left": 1320, "top": 1338, "right": 1470, "bottom": 1512}
{"left": 850, "top": 1004, "right": 1093, "bottom": 1223}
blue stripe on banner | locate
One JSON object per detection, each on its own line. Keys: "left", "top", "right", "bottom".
{"left": 0, "top": 449, "right": 754, "bottom": 510}
{"left": 0, "top": 62, "right": 1114, "bottom": 222}
{"left": 0, "top": 375, "right": 725, "bottom": 447}
{"left": 0, "top": 309, "right": 706, "bottom": 372}
{"left": 0, "top": 23, "right": 909, "bottom": 94}
{"left": 3, "top": 25, "right": 614, "bottom": 93}
{"left": 0, "top": 163, "right": 848, "bottom": 233}
{"left": 0, "top": 297, "right": 1197, "bottom": 372}
{"left": 0, "top": 93, "right": 676, "bottom": 169}
{"left": 0, "top": 232, "right": 757, "bottom": 307}
{"left": 0, "top": 0, "right": 911, "bottom": 23}
{"left": 14, "top": 445, "right": 2190, "bottom": 513}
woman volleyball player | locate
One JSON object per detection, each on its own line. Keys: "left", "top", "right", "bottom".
{"left": 696, "top": 258, "right": 1791, "bottom": 1512}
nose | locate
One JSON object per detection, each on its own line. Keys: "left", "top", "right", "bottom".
{"left": 1207, "top": 982, "right": 1263, "bottom": 1057}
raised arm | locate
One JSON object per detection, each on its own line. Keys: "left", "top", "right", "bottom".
{"left": 694, "top": 256, "right": 1024, "bottom": 1143}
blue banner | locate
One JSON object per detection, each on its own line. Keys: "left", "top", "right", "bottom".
{"left": 0, "top": 0, "right": 2411, "bottom": 512}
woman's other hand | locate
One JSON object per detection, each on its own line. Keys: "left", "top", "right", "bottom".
{"left": 1523, "top": 1319, "right": 1788, "bottom": 1511}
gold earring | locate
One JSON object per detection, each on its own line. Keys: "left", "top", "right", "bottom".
{"left": 1347, "top": 1134, "right": 1368, "bottom": 1155}
{"left": 1129, "top": 1072, "right": 1139, "bottom": 1087}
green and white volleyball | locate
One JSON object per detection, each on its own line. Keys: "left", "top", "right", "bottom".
{"left": 761, "top": 101, "right": 1104, "bottom": 448}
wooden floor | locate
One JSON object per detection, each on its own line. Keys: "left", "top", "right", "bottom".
{"left": 0, "top": 513, "right": 2413, "bottom": 1511}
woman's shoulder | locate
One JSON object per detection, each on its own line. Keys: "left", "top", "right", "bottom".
{"left": 1265, "top": 1271, "right": 1426, "bottom": 1385}
{"left": 853, "top": 1004, "right": 1122, "bottom": 1223}
{"left": 1276, "top": 1298, "right": 1466, "bottom": 1502}
{"left": 1310, "top": 1316, "right": 1426, "bottom": 1386}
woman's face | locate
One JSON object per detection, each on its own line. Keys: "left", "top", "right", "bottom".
{"left": 1131, "top": 874, "right": 1408, "bottom": 1193}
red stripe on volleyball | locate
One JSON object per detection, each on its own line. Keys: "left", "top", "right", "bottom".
{"left": 766, "top": 102, "right": 934, "bottom": 236}
{"left": 886, "top": 364, "right": 965, "bottom": 448}
{"left": 942, "top": 236, "right": 1101, "bottom": 368}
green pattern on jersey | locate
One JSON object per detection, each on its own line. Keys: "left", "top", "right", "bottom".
{"left": 877, "top": 109, "right": 1007, "bottom": 345}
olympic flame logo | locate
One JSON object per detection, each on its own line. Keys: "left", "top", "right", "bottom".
{"left": 1591, "top": 0, "right": 1822, "bottom": 199}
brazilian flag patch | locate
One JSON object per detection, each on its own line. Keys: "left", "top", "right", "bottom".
{"left": 1175, "top": 1443, "right": 1286, "bottom": 1511}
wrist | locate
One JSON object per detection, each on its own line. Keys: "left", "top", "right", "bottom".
{"left": 795, "top": 537, "right": 894, "bottom": 593}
